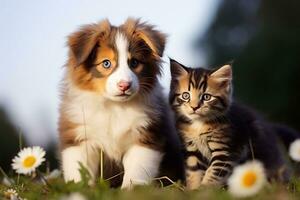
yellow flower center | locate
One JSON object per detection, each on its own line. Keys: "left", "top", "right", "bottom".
{"left": 242, "top": 170, "right": 257, "bottom": 187}
{"left": 23, "top": 156, "right": 36, "bottom": 168}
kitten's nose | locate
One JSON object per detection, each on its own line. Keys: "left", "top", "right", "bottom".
{"left": 117, "top": 80, "right": 131, "bottom": 92}
{"left": 191, "top": 105, "right": 200, "bottom": 111}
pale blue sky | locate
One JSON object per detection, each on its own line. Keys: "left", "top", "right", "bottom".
{"left": 0, "top": 0, "right": 219, "bottom": 146}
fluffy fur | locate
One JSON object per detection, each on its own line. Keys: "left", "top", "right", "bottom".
{"left": 58, "top": 18, "right": 183, "bottom": 188}
{"left": 169, "top": 59, "right": 290, "bottom": 189}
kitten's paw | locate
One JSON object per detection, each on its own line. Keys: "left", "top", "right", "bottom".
{"left": 186, "top": 178, "right": 201, "bottom": 190}
{"left": 201, "top": 178, "right": 223, "bottom": 186}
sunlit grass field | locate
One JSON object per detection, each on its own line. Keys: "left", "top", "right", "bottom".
{"left": 2, "top": 142, "right": 300, "bottom": 199}
{"left": 1, "top": 174, "right": 300, "bottom": 200}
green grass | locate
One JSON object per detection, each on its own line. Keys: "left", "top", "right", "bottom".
{"left": 1, "top": 175, "right": 300, "bottom": 200}
{"left": 1, "top": 159, "right": 300, "bottom": 199}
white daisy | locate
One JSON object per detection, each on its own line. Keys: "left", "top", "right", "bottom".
{"left": 228, "top": 160, "right": 266, "bottom": 198}
{"left": 11, "top": 146, "right": 46, "bottom": 175}
{"left": 4, "top": 188, "right": 18, "bottom": 199}
{"left": 289, "top": 139, "right": 300, "bottom": 162}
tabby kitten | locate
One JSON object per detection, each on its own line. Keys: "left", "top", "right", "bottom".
{"left": 169, "top": 59, "right": 288, "bottom": 189}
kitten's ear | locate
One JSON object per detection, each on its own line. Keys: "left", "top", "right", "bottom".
{"left": 170, "top": 58, "right": 188, "bottom": 78}
{"left": 123, "top": 18, "right": 166, "bottom": 57}
{"left": 210, "top": 64, "right": 232, "bottom": 89}
{"left": 68, "top": 19, "right": 111, "bottom": 66}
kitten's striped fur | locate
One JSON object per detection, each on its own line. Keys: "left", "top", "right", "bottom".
{"left": 169, "top": 59, "right": 289, "bottom": 189}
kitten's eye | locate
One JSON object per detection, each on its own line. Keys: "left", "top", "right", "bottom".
{"left": 182, "top": 92, "right": 190, "bottom": 100}
{"left": 177, "top": 98, "right": 184, "bottom": 104}
{"left": 129, "top": 58, "right": 139, "bottom": 69}
{"left": 202, "top": 93, "right": 211, "bottom": 101}
{"left": 102, "top": 59, "right": 111, "bottom": 68}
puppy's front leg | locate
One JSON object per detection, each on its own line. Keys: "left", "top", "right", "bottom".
{"left": 61, "top": 141, "right": 99, "bottom": 183}
{"left": 121, "top": 145, "right": 163, "bottom": 189}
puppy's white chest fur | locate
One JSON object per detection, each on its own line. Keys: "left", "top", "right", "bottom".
{"left": 66, "top": 88, "right": 150, "bottom": 161}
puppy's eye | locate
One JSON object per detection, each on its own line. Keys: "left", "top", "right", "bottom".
{"left": 102, "top": 59, "right": 111, "bottom": 68}
{"left": 182, "top": 92, "right": 190, "bottom": 100}
{"left": 202, "top": 93, "right": 211, "bottom": 101}
{"left": 129, "top": 58, "right": 139, "bottom": 69}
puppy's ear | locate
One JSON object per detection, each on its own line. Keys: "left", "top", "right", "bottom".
{"left": 124, "top": 18, "right": 166, "bottom": 57}
{"left": 68, "top": 19, "right": 111, "bottom": 66}
{"left": 170, "top": 58, "right": 189, "bottom": 79}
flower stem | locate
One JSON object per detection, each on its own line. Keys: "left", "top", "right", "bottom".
{"left": 152, "top": 176, "right": 185, "bottom": 191}
{"left": 100, "top": 149, "right": 104, "bottom": 180}
{"left": 37, "top": 170, "right": 52, "bottom": 189}
{"left": 0, "top": 166, "right": 13, "bottom": 185}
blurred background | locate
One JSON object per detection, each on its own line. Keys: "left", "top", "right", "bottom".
{"left": 0, "top": 0, "right": 299, "bottom": 171}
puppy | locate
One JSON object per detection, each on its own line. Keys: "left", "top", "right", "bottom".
{"left": 58, "top": 18, "right": 183, "bottom": 188}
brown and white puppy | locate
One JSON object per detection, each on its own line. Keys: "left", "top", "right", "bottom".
{"left": 58, "top": 18, "right": 183, "bottom": 188}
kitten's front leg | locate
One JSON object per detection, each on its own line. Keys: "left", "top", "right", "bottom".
{"left": 61, "top": 141, "right": 99, "bottom": 183}
{"left": 121, "top": 145, "right": 163, "bottom": 189}
{"left": 201, "top": 162, "right": 233, "bottom": 186}
{"left": 185, "top": 154, "right": 206, "bottom": 190}
{"left": 201, "top": 143, "right": 234, "bottom": 186}
{"left": 184, "top": 142, "right": 208, "bottom": 190}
